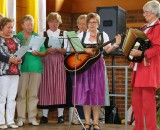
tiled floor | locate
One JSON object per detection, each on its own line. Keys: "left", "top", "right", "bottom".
{"left": 12, "top": 122, "right": 134, "bottom": 130}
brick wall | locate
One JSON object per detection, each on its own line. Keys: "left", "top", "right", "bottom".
{"left": 127, "top": 10, "right": 145, "bottom": 24}
{"left": 59, "top": 9, "right": 146, "bottom": 30}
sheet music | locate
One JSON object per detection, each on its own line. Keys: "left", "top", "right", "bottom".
{"left": 66, "top": 31, "right": 84, "bottom": 52}
{"left": 14, "top": 46, "right": 29, "bottom": 58}
{"left": 28, "top": 36, "right": 46, "bottom": 52}
{"left": 48, "top": 37, "right": 62, "bottom": 48}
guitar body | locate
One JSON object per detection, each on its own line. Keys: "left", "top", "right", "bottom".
{"left": 64, "top": 36, "right": 116, "bottom": 73}
{"left": 64, "top": 50, "right": 101, "bottom": 73}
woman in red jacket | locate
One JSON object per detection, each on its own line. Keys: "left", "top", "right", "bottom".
{"left": 130, "top": 0, "right": 160, "bottom": 130}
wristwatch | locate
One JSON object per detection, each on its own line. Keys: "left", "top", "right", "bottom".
{"left": 113, "top": 44, "right": 119, "bottom": 48}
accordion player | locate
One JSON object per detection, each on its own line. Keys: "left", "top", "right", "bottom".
{"left": 122, "top": 28, "right": 151, "bottom": 62}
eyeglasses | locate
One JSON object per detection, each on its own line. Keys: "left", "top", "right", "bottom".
{"left": 78, "top": 23, "right": 86, "bottom": 26}
{"left": 143, "top": 10, "right": 152, "bottom": 15}
{"left": 52, "top": 22, "right": 59, "bottom": 25}
{"left": 88, "top": 22, "right": 97, "bottom": 25}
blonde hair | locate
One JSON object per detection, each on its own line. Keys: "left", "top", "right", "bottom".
{"left": 46, "top": 12, "right": 62, "bottom": 24}
{"left": 86, "top": 13, "right": 100, "bottom": 26}
{"left": 20, "top": 15, "right": 34, "bottom": 24}
{"left": 77, "top": 14, "right": 87, "bottom": 25}
{"left": 0, "top": 17, "right": 14, "bottom": 31}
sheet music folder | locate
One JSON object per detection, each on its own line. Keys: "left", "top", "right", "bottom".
{"left": 28, "top": 36, "right": 46, "bottom": 52}
{"left": 14, "top": 46, "right": 29, "bottom": 58}
{"left": 66, "top": 31, "right": 85, "bottom": 52}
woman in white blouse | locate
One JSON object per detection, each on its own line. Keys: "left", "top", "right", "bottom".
{"left": 73, "top": 12, "right": 121, "bottom": 130}
{"left": 38, "top": 12, "right": 70, "bottom": 124}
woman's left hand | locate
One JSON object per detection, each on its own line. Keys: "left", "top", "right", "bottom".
{"left": 32, "top": 50, "right": 39, "bottom": 56}
{"left": 85, "top": 48, "right": 95, "bottom": 56}
{"left": 115, "top": 34, "right": 122, "bottom": 46}
{"left": 9, "top": 57, "right": 22, "bottom": 65}
{"left": 130, "top": 49, "right": 142, "bottom": 57}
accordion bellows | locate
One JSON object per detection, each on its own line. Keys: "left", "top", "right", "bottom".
{"left": 122, "top": 28, "right": 150, "bottom": 62}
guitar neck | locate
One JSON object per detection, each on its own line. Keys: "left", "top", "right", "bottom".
{"left": 95, "top": 37, "right": 116, "bottom": 51}
{"left": 69, "top": 37, "right": 116, "bottom": 54}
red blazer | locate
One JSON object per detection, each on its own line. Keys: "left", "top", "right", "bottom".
{"left": 131, "top": 20, "right": 160, "bottom": 88}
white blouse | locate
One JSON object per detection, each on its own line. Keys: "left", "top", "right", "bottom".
{"left": 46, "top": 29, "right": 70, "bottom": 52}
{"left": 77, "top": 29, "right": 110, "bottom": 45}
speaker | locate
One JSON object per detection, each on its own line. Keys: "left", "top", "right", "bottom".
{"left": 97, "top": 6, "right": 126, "bottom": 56}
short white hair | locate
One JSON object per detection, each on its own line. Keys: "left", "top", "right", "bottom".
{"left": 143, "top": 0, "right": 160, "bottom": 17}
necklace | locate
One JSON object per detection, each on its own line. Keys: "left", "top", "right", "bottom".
{"left": 90, "top": 34, "right": 96, "bottom": 38}
{"left": 90, "top": 31, "right": 97, "bottom": 38}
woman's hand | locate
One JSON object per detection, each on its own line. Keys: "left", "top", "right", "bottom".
{"left": 46, "top": 48, "right": 58, "bottom": 55}
{"left": 56, "top": 48, "right": 67, "bottom": 55}
{"left": 104, "top": 34, "right": 122, "bottom": 54}
{"left": 130, "top": 49, "right": 142, "bottom": 57}
{"left": 84, "top": 48, "right": 95, "bottom": 56}
{"left": 9, "top": 57, "right": 22, "bottom": 65}
{"left": 115, "top": 34, "right": 122, "bottom": 46}
{"left": 32, "top": 50, "right": 46, "bottom": 57}
{"left": 32, "top": 50, "right": 39, "bottom": 56}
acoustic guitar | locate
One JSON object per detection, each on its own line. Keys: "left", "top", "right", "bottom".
{"left": 64, "top": 37, "right": 116, "bottom": 74}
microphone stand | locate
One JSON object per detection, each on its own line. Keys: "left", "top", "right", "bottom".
{"left": 68, "top": 53, "right": 86, "bottom": 130}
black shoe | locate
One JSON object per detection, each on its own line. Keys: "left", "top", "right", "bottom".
{"left": 82, "top": 124, "right": 92, "bottom": 130}
{"left": 40, "top": 116, "right": 48, "bottom": 124}
{"left": 93, "top": 124, "right": 101, "bottom": 130}
{"left": 58, "top": 116, "right": 64, "bottom": 123}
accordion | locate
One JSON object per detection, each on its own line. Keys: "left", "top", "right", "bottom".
{"left": 122, "top": 28, "right": 151, "bottom": 62}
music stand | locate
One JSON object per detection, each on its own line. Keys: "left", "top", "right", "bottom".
{"left": 66, "top": 31, "right": 86, "bottom": 130}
